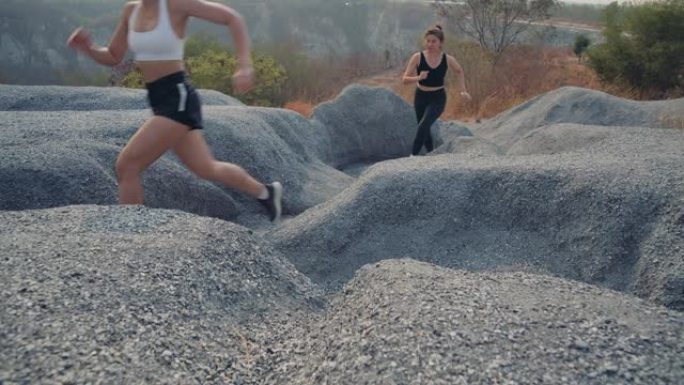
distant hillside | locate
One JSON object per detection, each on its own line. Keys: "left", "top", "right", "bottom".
{"left": 0, "top": 0, "right": 600, "bottom": 85}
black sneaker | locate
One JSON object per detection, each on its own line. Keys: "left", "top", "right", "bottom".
{"left": 258, "top": 182, "right": 283, "bottom": 221}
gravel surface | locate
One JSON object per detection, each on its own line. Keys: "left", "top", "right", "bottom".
{"left": 1, "top": 85, "right": 683, "bottom": 383}
{"left": 472, "top": 86, "right": 684, "bottom": 150}
{"left": 0, "top": 85, "right": 428, "bottom": 222}
{"left": 0, "top": 205, "right": 322, "bottom": 384}
{"left": 245, "top": 260, "right": 684, "bottom": 385}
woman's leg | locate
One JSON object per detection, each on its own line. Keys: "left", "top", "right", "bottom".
{"left": 172, "top": 130, "right": 265, "bottom": 198}
{"left": 414, "top": 92, "right": 446, "bottom": 154}
{"left": 412, "top": 92, "right": 428, "bottom": 155}
{"left": 173, "top": 130, "right": 283, "bottom": 221}
{"left": 422, "top": 100, "right": 446, "bottom": 153}
{"left": 115, "top": 116, "right": 190, "bottom": 204}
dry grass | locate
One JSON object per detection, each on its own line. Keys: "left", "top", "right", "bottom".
{"left": 283, "top": 100, "right": 315, "bottom": 118}
{"left": 412, "top": 43, "right": 636, "bottom": 121}
{"left": 282, "top": 42, "right": 655, "bottom": 121}
{"left": 267, "top": 41, "right": 385, "bottom": 113}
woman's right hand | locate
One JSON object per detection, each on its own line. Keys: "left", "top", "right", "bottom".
{"left": 67, "top": 27, "right": 92, "bottom": 54}
{"left": 418, "top": 70, "right": 429, "bottom": 81}
{"left": 232, "top": 66, "right": 255, "bottom": 95}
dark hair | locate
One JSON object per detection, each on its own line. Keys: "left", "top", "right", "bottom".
{"left": 424, "top": 24, "right": 444, "bottom": 42}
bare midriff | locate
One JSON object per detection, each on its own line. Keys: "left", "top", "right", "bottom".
{"left": 136, "top": 60, "right": 185, "bottom": 83}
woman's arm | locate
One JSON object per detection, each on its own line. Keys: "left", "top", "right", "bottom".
{"left": 402, "top": 53, "right": 427, "bottom": 85}
{"left": 66, "top": 2, "right": 134, "bottom": 67}
{"left": 180, "top": 0, "right": 253, "bottom": 93}
{"left": 447, "top": 55, "right": 471, "bottom": 100}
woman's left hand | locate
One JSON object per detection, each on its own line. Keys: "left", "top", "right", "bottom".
{"left": 232, "top": 66, "right": 255, "bottom": 95}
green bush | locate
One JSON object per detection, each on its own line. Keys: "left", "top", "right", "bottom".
{"left": 587, "top": 0, "right": 684, "bottom": 96}
{"left": 183, "top": 33, "right": 229, "bottom": 58}
{"left": 121, "top": 36, "right": 287, "bottom": 106}
{"left": 186, "top": 49, "right": 287, "bottom": 106}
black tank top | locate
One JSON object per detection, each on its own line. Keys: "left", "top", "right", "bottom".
{"left": 417, "top": 51, "right": 448, "bottom": 87}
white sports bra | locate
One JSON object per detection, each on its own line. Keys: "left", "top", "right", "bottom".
{"left": 128, "top": 0, "right": 184, "bottom": 61}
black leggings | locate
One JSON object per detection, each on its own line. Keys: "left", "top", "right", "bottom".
{"left": 412, "top": 88, "right": 446, "bottom": 155}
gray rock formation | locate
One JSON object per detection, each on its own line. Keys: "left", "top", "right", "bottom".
{"left": 0, "top": 205, "right": 322, "bottom": 384}
{"left": 1, "top": 84, "right": 683, "bottom": 384}
{"left": 271, "top": 149, "right": 684, "bottom": 309}
{"left": 258, "top": 260, "right": 684, "bottom": 385}
{"left": 271, "top": 87, "right": 684, "bottom": 310}
{"left": 473, "top": 86, "right": 684, "bottom": 150}
{"left": 0, "top": 85, "right": 244, "bottom": 111}
{"left": 0, "top": 84, "right": 414, "bottom": 223}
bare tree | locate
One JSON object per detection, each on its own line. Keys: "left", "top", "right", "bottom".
{"left": 433, "top": 0, "right": 559, "bottom": 58}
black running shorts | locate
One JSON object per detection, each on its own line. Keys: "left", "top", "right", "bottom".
{"left": 145, "top": 71, "right": 203, "bottom": 130}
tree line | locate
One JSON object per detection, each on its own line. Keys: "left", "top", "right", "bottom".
{"left": 3, "top": 0, "right": 680, "bottom": 99}
{"left": 434, "top": 0, "right": 683, "bottom": 97}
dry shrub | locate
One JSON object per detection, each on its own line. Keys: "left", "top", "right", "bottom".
{"left": 283, "top": 100, "right": 315, "bottom": 117}
{"left": 413, "top": 42, "right": 636, "bottom": 121}
{"left": 263, "top": 41, "right": 385, "bottom": 106}
{"left": 281, "top": 40, "right": 647, "bottom": 123}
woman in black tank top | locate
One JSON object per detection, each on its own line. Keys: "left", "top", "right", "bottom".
{"left": 402, "top": 25, "right": 471, "bottom": 156}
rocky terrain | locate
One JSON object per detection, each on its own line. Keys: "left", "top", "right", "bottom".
{"left": 1, "top": 84, "right": 682, "bottom": 384}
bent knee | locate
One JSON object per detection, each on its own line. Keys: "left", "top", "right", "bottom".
{"left": 115, "top": 157, "right": 142, "bottom": 181}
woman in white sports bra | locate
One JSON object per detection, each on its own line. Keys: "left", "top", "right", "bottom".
{"left": 66, "top": 0, "right": 283, "bottom": 221}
